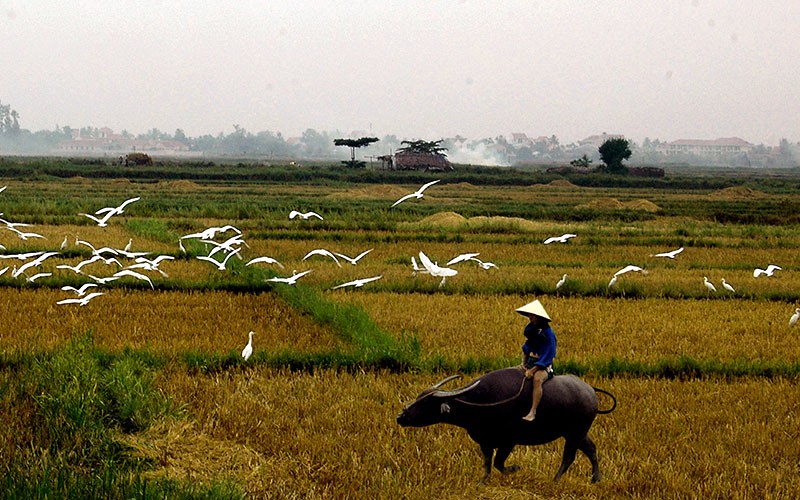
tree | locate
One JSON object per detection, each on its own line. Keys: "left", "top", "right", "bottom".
{"left": 570, "top": 154, "right": 593, "bottom": 168}
{"left": 598, "top": 138, "right": 632, "bottom": 174}
{"left": 395, "top": 139, "right": 448, "bottom": 156}
{"left": 0, "top": 100, "right": 20, "bottom": 136}
{"left": 333, "top": 136, "right": 379, "bottom": 168}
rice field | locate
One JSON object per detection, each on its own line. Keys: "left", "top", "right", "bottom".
{"left": 1, "top": 165, "right": 799, "bottom": 498}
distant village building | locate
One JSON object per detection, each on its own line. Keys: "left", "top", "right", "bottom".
{"left": 57, "top": 128, "right": 190, "bottom": 155}
{"left": 657, "top": 137, "right": 754, "bottom": 157}
{"left": 578, "top": 133, "right": 625, "bottom": 148}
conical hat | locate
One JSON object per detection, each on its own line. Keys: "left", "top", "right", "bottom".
{"left": 515, "top": 299, "right": 551, "bottom": 320}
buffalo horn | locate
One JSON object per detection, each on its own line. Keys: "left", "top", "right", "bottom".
{"left": 432, "top": 379, "right": 481, "bottom": 398}
{"left": 429, "top": 374, "right": 463, "bottom": 390}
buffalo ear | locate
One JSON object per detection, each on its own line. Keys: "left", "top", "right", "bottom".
{"left": 440, "top": 402, "right": 451, "bottom": 414}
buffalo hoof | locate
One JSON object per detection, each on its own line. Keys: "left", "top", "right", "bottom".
{"left": 500, "top": 465, "right": 519, "bottom": 475}
{"left": 592, "top": 473, "right": 602, "bottom": 483}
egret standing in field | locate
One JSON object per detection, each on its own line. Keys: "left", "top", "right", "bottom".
{"left": 790, "top": 308, "right": 800, "bottom": 327}
{"left": 703, "top": 276, "right": 717, "bottom": 293}
{"left": 391, "top": 179, "right": 441, "bottom": 208}
{"left": 721, "top": 278, "right": 735, "bottom": 293}
{"left": 556, "top": 274, "right": 567, "bottom": 289}
{"left": 241, "top": 331, "right": 254, "bottom": 361}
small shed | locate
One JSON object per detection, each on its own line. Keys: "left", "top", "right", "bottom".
{"left": 393, "top": 151, "right": 453, "bottom": 172}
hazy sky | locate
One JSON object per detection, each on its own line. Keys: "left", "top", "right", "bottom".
{"left": 2, "top": 1, "right": 798, "bottom": 145}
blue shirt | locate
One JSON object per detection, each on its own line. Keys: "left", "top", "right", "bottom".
{"left": 521, "top": 323, "right": 557, "bottom": 368}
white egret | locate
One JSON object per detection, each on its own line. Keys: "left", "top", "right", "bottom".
{"left": 721, "top": 278, "right": 735, "bottom": 293}
{"left": 703, "top": 276, "right": 717, "bottom": 293}
{"left": 753, "top": 265, "right": 782, "bottom": 278}
{"left": 331, "top": 275, "right": 383, "bottom": 290}
{"left": 7, "top": 226, "right": 46, "bottom": 240}
{"left": 87, "top": 274, "right": 120, "bottom": 285}
{"left": 556, "top": 274, "right": 567, "bottom": 289}
{"left": 613, "top": 265, "right": 647, "bottom": 277}
{"left": 0, "top": 266, "right": 8, "bottom": 276}
{"left": 418, "top": 251, "right": 458, "bottom": 287}
{"left": 334, "top": 248, "right": 374, "bottom": 265}
{"left": 112, "top": 269, "right": 154, "bottom": 289}
{"left": 94, "top": 196, "right": 141, "bottom": 217}
{"left": 79, "top": 211, "right": 116, "bottom": 227}
{"left": 411, "top": 256, "right": 429, "bottom": 275}
{"left": 203, "top": 234, "right": 249, "bottom": 258}
{"left": 790, "top": 308, "right": 800, "bottom": 327}
{"left": 60, "top": 235, "right": 69, "bottom": 250}
{"left": 246, "top": 256, "right": 285, "bottom": 269}
{"left": 12, "top": 251, "right": 59, "bottom": 278}
{"left": 123, "top": 238, "right": 133, "bottom": 252}
{"left": 267, "top": 269, "right": 312, "bottom": 285}
{"left": 469, "top": 257, "right": 497, "bottom": 270}
{"left": 56, "top": 291, "right": 105, "bottom": 306}
{"left": 651, "top": 247, "right": 684, "bottom": 259}
{"left": 196, "top": 247, "right": 242, "bottom": 271}
{"left": 391, "top": 179, "right": 441, "bottom": 207}
{"left": 26, "top": 272, "right": 52, "bottom": 283}
{"left": 302, "top": 248, "right": 342, "bottom": 267}
{"left": 241, "top": 331, "right": 254, "bottom": 361}
{"left": 61, "top": 283, "right": 99, "bottom": 296}
{"left": 446, "top": 252, "right": 480, "bottom": 266}
{"left": 0, "top": 251, "right": 45, "bottom": 261}
{"left": 543, "top": 233, "right": 577, "bottom": 244}
{"left": 607, "top": 275, "right": 618, "bottom": 288}
{"left": 289, "top": 210, "right": 323, "bottom": 220}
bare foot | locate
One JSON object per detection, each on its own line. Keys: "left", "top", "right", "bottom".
{"left": 522, "top": 411, "right": 536, "bottom": 421}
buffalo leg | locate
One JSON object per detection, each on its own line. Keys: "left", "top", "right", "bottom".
{"left": 578, "top": 435, "right": 601, "bottom": 483}
{"left": 479, "top": 443, "right": 494, "bottom": 483}
{"left": 553, "top": 436, "right": 580, "bottom": 482}
{"left": 494, "top": 444, "right": 519, "bottom": 475}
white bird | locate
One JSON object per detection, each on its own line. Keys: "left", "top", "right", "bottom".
{"left": 112, "top": 269, "right": 154, "bottom": 289}
{"left": 61, "top": 283, "right": 99, "bottom": 296}
{"left": 331, "top": 275, "right": 383, "bottom": 290}
{"left": 0, "top": 251, "right": 45, "bottom": 261}
{"left": 556, "top": 274, "right": 567, "bottom": 289}
{"left": 753, "top": 265, "right": 782, "bottom": 278}
{"left": 87, "top": 274, "right": 121, "bottom": 285}
{"left": 704, "top": 276, "right": 717, "bottom": 293}
{"left": 56, "top": 291, "right": 105, "bottom": 306}
{"left": 543, "top": 233, "right": 577, "bottom": 244}
{"left": 607, "top": 275, "right": 618, "bottom": 288}
{"left": 241, "top": 331, "right": 254, "bottom": 361}
{"left": 6, "top": 226, "right": 46, "bottom": 240}
{"left": 469, "top": 257, "right": 497, "bottom": 270}
{"left": 246, "top": 255, "right": 285, "bottom": 269}
{"left": 123, "top": 238, "right": 133, "bottom": 252}
{"left": 790, "top": 308, "right": 800, "bottom": 327}
{"left": 302, "top": 248, "right": 342, "bottom": 267}
{"left": 721, "top": 278, "right": 735, "bottom": 293}
{"left": 12, "top": 251, "right": 59, "bottom": 278}
{"left": 289, "top": 210, "right": 323, "bottom": 220}
{"left": 203, "top": 234, "right": 249, "bottom": 258}
{"left": 651, "top": 247, "right": 684, "bottom": 259}
{"left": 418, "top": 251, "right": 458, "bottom": 287}
{"left": 391, "top": 179, "right": 441, "bottom": 207}
{"left": 446, "top": 252, "right": 480, "bottom": 266}
{"left": 613, "top": 265, "right": 647, "bottom": 277}
{"left": 196, "top": 247, "right": 242, "bottom": 271}
{"left": 267, "top": 269, "right": 312, "bottom": 285}
{"left": 26, "top": 272, "right": 52, "bottom": 283}
{"left": 334, "top": 248, "right": 374, "bottom": 265}
{"left": 94, "top": 196, "right": 141, "bottom": 217}
{"left": 180, "top": 225, "right": 241, "bottom": 241}
{"left": 60, "top": 235, "right": 69, "bottom": 250}
{"left": 56, "top": 255, "right": 107, "bottom": 275}
{"left": 178, "top": 239, "right": 187, "bottom": 254}
{"left": 79, "top": 211, "right": 116, "bottom": 227}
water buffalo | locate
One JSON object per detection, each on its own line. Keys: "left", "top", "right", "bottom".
{"left": 396, "top": 367, "right": 616, "bottom": 483}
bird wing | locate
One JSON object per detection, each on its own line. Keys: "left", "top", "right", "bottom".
{"left": 246, "top": 256, "right": 285, "bottom": 268}
{"left": 766, "top": 265, "right": 782, "bottom": 273}
{"left": 303, "top": 249, "right": 341, "bottom": 266}
{"left": 418, "top": 251, "right": 438, "bottom": 273}
{"left": 289, "top": 210, "right": 301, "bottom": 219}
{"left": 352, "top": 248, "right": 373, "bottom": 262}
{"left": 417, "top": 179, "right": 441, "bottom": 193}
{"left": 306, "top": 211, "right": 323, "bottom": 220}
{"left": 543, "top": 237, "right": 557, "bottom": 244}
{"left": 447, "top": 253, "right": 479, "bottom": 265}
{"left": 391, "top": 193, "right": 415, "bottom": 207}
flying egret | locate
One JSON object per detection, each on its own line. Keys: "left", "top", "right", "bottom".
{"left": 651, "top": 247, "right": 684, "bottom": 259}
{"left": 703, "top": 276, "right": 717, "bottom": 293}
{"left": 331, "top": 275, "right": 383, "bottom": 290}
{"left": 334, "top": 248, "right": 374, "bottom": 265}
{"left": 543, "top": 233, "right": 577, "bottom": 244}
{"left": 203, "top": 234, "right": 249, "bottom": 258}
{"left": 556, "top": 274, "right": 567, "bottom": 289}
{"left": 790, "top": 308, "right": 800, "bottom": 327}
{"left": 721, "top": 278, "right": 735, "bottom": 293}
{"left": 246, "top": 255, "right": 285, "bottom": 269}
{"left": 469, "top": 257, "right": 497, "bottom": 270}
{"left": 753, "top": 265, "right": 782, "bottom": 278}
{"left": 6, "top": 226, "right": 46, "bottom": 240}
{"left": 289, "top": 210, "right": 323, "bottom": 220}
{"left": 112, "top": 269, "right": 154, "bottom": 289}
{"left": 196, "top": 247, "right": 242, "bottom": 271}
{"left": 12, "top": 251, "right": 60, "bottom": 279}
{"left": 267, "top": 269, "right": 312, "bottom": 285}
{"left": 61, "top": 283, "right": 99, "bottom": 296}
{"left": 418, "top": 251, "right": 458, "bottom": 287}
{"left": 56, "top": 291, "right": 105, "bottom": 306}
{"left": 94, "top": 196, "right": 141, "bottom": 217}
{"left": 241, "top": 331, "right": 254, "bottom": 361}
{"left": 79, "top": 211, "right": 117, "bottom": 227}
{"left": 26, "top": 272, "right": 52, "bottom": 283}
{"left": 446, "top": 252, "right": 480, "bottom": 266}
{"left": 391, "top": 179, "right": 441, "bottom": 207}
{"left": 613, "top": 265, "right": 647, "bottom": 277}
{"left": 87, "top": 274, "right": 121, "bottom": 285}
{"left": 302, "top": 248, "right": 342, "bottom": 267}
{"left": 411, "top": 256, "right": 430, "bottom": 275}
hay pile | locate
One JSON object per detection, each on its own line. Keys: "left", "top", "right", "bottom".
{"left": 531, "top": 179, "right": 579, "bottom": 189}
{"left": 159, "top": 179, "right": 201, "bottom": 190}
{"left": 400, "top": 211, "right": 540, "bottom": 231}
{"left": 326, "top": 184, "right": 409, "bottom": 200}
{"left": 409, "top": 211, "right": 467, "bottom": 228}
{"left": 707, "top": 186, "right": 767, "bottom": 200}
{"left": 576, "top": 197, "right": 661, "bottom": 212}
